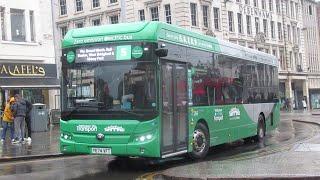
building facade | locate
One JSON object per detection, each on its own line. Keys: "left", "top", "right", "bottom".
{"left": 0, "top": 0, "right": 59, "bottom": 110}
{"left": 308, "top": 0, "right": 320, "bottom": 109}
{"left": 53, "top": 0, "right": 320, "bottom": 109}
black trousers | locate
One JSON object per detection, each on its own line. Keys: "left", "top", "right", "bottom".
{"left": 25, "top": 116, "right": 32, "bottom": 138}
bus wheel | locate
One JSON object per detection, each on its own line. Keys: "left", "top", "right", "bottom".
{"left": 255, "top": 115, "right": 265, "bottom": 142}
{"left": 190, "top": 123, "right": 209, "bottom": 159}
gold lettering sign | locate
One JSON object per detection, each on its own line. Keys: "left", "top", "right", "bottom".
{"left": 0, "top": 64, "right": 46, "bottom": 77}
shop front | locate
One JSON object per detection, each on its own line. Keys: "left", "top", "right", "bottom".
{"left": 309, "top": 89, "right": 320, "bottom": 109}
{"left": 0, "top": 63, "right": 59, "bottom": 111}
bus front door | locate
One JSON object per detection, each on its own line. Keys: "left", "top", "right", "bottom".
{"left": 161, "top": 62, "right": 188, "bottom": 158}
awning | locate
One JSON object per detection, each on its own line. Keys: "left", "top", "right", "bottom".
{"left": 0, "top": 78, "right": 60, "bottom": 89}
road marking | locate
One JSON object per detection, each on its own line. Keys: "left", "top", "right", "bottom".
{"left": 137, "top": 172, "right": 162, "bottom": 180}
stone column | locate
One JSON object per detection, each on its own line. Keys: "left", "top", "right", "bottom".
{"left": 303, "top": 79, "right": 310, "bottom": 109}
{"left": 285, "top": 78, "right": 293, "bottom": 99}
{"left": 285, "top": 78, "right": 293, "bottom": 110}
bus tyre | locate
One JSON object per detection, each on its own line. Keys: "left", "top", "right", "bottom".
{"left": 190, "top": 123, "right": 209, "bottom": 159}
{"left": 255, "top": 115, "right": 265, "bottom": 142}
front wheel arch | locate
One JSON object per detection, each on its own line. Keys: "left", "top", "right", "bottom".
{"left": 255, "top": 113, "right": 266, "bottom": 142}
{"left": 189, "top": 122, "right": 210, "bottom": 160}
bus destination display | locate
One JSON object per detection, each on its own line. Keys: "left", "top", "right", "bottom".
{"left": 75, "top": 45, "right": 132, "bottom": 63}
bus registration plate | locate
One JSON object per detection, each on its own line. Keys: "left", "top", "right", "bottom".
{"left": 91, "top": 148, "right": 111, "bottom": 155}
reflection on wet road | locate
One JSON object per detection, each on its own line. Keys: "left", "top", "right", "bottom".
{"left": 0, "top": 120, "right": 318, "bottom": 180}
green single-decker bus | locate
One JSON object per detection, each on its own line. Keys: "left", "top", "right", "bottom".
{"left": 60, "top": 21, "right": 280, "bottom": 159}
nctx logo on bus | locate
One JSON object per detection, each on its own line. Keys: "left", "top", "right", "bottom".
{"left": 104, "top": 125, "right": 125, "bottom": 132}
{"left": 229, "top": 107, "right": 241, "bottom": 120}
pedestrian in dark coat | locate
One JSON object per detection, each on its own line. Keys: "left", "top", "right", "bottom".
{"left": 11, "top": 94, "right": 27, "bottom": 144}
{"left": 25, "top": 100, "right": 32, "bottom": 143}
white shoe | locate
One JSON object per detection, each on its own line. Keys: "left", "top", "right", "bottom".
{"left": 12, "top": 139, "right": 20, "bottom": 144}
{"left": 27, "top": 137, "right": 32, "bottom": 143}
{"left": 1, "top": 139, "right": 4, "bottom": 143}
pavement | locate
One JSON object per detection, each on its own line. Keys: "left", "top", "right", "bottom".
{"left": 162, "top": 110, "right": 320, "bottom": 179}
{"left": 0, "top": 124, "right": 61, "bottom": 162}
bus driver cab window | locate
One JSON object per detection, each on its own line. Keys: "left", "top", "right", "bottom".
{"left": 118, "top": 77, "right": 135, "bottom": 110}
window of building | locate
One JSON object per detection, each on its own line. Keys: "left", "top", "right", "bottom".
{"left": 213, "top": 7, "right": 220, "bottom": 30}
{"left": 75, "top": 22, "right": 84, "bottom": 28}
{"left": 150, "top": 7, "right": 159, "bottom": 21}
{"left": 165, "top": 4, "right": 172, "bottom": 24}
{"left": 265, "top": 49, "right": 269, "bottom": 54}
{"left": 297, "top": 28, "right": 300, "bottom": 45}
{"left": 228, "top": 11, "right": 234, "bottom": 32}
{"left": 295, "top": 3, "right": 298, "bottom": 19}
{"left": 290, "top": 1, "right": 294, "bottom": 17}
{"left": 255, "top": 17, "right": 260, "bottom": 34}
{"left": 0, "top": 7, "right": 6, "bottom": 40}
{"left": 245, "top": 0, "right": 250, "bottom": 5}
{"left": 92, "top": 0, "right": 100, "bottom": 8}
{"left": 92, "top": 18, "right": 101, "bottom": 26}
{"left": 75, "top": 0, "right": 83, "bottom": 12}
{"left": 10, "top": 9, "right": 26, "bottom": 42}
{"left": 309, "top": 5, "right": 312, "bottom": 15}
{"left": 29, "top": 11, "right": 35, "bottom": 42}
{"left": 236, "top": 0, "right": 241, "bottom": 3}
{"left": 269, "top": 0, "right": 273, "bottom": 11}
{"left": 286, "top": 0, "right": 289, "bottom": 16}
{"left": 246, "top": 15, "right": 251, "bottom": 35}
{"left": 299, "top": 53, "right": 303, "bottom": 70}
{"left": 272, "top": 49, "right": 277, "bottom": 56}
{"left": 109, "top": 0, "right": 117, "bottom": 4}
{"left": 289, "top": 51, "right": 293, "bottom": 69}
{"left": 271, "top": 21, "right": 275, "bottom": 39}
{"left": 254, "top": 0, "right": 258, "bottom": 7}
{"left": 278, "top": 22, "right": 282, "bottom": 40}
{"left": 292, "top": 26, "right": 296, "bottom": 44}
{"left": 139, "top": 9, "right": 145, "bottom": 21}
{"left": 110, "top": 15, "right": 119, "bottom": 24}
{"left": 190, "top": 3, "right": 197, "bottom": 26}
{"left": 287, "top": 24, "right": 291, "bottom": 41}
{"left": 294, "top": 52, "right": 300, "bottom": 71}
{"left": 60, "top": 26, "right": 68, "bottom": 39}
{"left": 263, "top": 19, "right": 268, "bottom": 37}
{"left": 202, "top": 5, "right": 209, "bottom": 28}
{"left": 60, "top": 0, "right": 67, "bottom": 15}
{"left": 279, "top": 50, "right": 285, "bottom": 70}
{"left": 262, "top": 0, "right": 266, "bottom": 10}
{"left": 237, "top": 13, "right": 243, "bottom": 34}
{"left": 276, "top": 0, "right": 281, "bottom": 13}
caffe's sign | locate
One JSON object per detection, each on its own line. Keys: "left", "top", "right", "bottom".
{"left": 0, "top": 63, "right": 57, "bottom": 78}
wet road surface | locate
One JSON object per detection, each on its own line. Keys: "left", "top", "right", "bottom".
{"left": 0, "top": 120, "right": 318, "bottom": 180}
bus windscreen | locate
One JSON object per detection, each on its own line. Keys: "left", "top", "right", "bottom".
{"left": 61, "top": 61, "right": 157, "bottom": 120}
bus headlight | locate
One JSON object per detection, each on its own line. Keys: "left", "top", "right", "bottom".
{"left": 61, "top": 132, "right": 73, "bottom": 140}
{"left": 135, "top": 133, "right": 153, "bottom": 142}
{"left": 146, "top": 134, "right": 152, "bottom": 140}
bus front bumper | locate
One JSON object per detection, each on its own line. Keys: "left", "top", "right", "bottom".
{"left": 60, "top": 138, "right": 160, "bottom": 158}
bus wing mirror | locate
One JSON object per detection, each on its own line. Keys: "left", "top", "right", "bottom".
{"left": 155, "top": 48, "right": 168, "bottom": 57}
